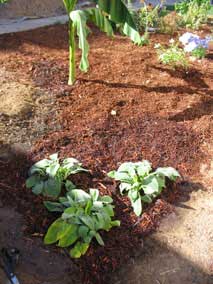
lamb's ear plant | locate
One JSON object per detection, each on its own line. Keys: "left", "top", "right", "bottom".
{"left": 108, "top": 160, "right": 180, "bottom": 216}
{"left": 44, "top": 188, "right": 120, "bottom": 258}
{"left": 63, "top": 0, "right": 143, "bottom": 85}
{"left": 26, "top": 153, "right": 88, "bottom": 198}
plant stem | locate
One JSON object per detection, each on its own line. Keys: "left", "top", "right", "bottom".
{"left": 68, "top": 19, "right": 76, "bottom": 85}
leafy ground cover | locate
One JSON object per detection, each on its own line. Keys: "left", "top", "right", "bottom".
{"left": 0, "top": 23, "right": 212, "bottom": 283}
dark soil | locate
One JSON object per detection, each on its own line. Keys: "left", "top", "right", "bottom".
{"left": 0, "top": 24, "right": 212, "bottom": 284}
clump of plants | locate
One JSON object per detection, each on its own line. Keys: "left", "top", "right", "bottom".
{"left": 26, "top": 153, "right": 120, "bottom": 258}
{"left": 26, "top": 153, "right": 88, "bottom": 198}
{"left": 175, "top": 0, "right": 211, "bottom": 29}
{"left": 135, "top": 3, "right": 161, "bottom": 33}
{"left": 154, "top": 39, "right": 189, "bottom": 69}
{"left": 44, "top": 188, "right": 120, "bottom": 258}
{"left": 108, "top": 160, "right": 180, "bottom": 216}
{"left": 179, "top": 32, "right": 211, "bottom": 59}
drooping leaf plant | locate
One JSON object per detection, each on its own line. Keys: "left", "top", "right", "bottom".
{"left": 63, "top": 0, "right": 143, "bottom": 85}
{"left": 108, "top": 160, "right": 180, "bottom": 216}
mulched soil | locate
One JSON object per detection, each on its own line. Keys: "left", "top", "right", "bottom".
{"left": 0, "top": 24, "right": 212, "bottom": 283}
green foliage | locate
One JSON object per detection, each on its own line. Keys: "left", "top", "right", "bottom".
{"left": 191, "top": 46, "right": 207, "bottom": 59}
{"left": 63, "top": 0, "right": 143, "bottom": 85}
{"left": 26, "top": 153, "right": 88, "bottom": 198}
{"left": 175, "top": 0, "right": 210, "bottom": 29}
{"left": 44, "top": 188, "right": 120, "bottom": 258}
{"left": 135, "top": 4, "right": 160, "bottom": 32}
{"left": 155, "top": 40, "right": 189, "bottom": 70}
{"left": 108, "top": 160, "right": 180, "bottom": 216}
{"left": 0, "top": 0, "right": 8, "bottom": 3}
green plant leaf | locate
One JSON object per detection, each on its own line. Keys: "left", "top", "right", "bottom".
{"left": 85, "top": 7, "right": 114, "bottom": 36}
{"left": 43, "top": 178, "right": 62, "bottom": 198}
{"left": 44, "top": 201, "right": 64, "bottom": 212}
{"left": 95, "top": 232, "right": 104, "bottom": 246}
{"left": 58, "top": 224, "right": 78, "bottom": 247}
{"left": 26, "top": 175, "right": 41, "bottom": 189}
{"left": 122, "top": 22, "right": 143, "bottom": 45}
{"left": 128, "top": 190, "right": 142, "bottom": 216}
{"left": 142, "top": 175, "right": 159, "bottom": 195}
{"left": 107, "top": 170, "right": 116, "bottom": 178}
{"left": 70, "top": 10, "right": 90, "bottom": 72}
{"left": 155, "top": 167, "right": 180, "bottom": 181}
{"left": 135, "top": 160, "right": 152, "bottom": 177}
{"left": 44, "top": 218, "right": 66, "bottom": 244}
{"left": 99, "top": 195, "right": 113, "bottom": 204}
{"left": 141, "top": 195, "right": 152, "bottom": 203}
{"left": 70, "top": 242, "right": 89, "bottom": 258}
{"left": 80, "top": 215, "right": 95, "bottom": 230}
{"left": 71, "top": 189, "right": 91, "bottom": 203}
{"left": 32, "top": 181, "right": 44, "bottom": 195}
{"left": 46, "top": 163, "right": 60, "bottom": 177}
{"left": 90, "top": 188, "right": 99, "bottom": 202}
{"left": 111, "top": 220, "right": 121, "bottom": 227}
{"left": 65, "top": 180, "right": 76, "bottom": 191}
{"left": 49, "top": 153, "right": 58, "bottom": 161}
{"left": 95, "top": 0, "right": 136, "bottom": 29}
{"left": 78, "top": 225, "right": 89, "bottom": 239}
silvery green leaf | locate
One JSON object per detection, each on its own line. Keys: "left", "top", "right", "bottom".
{"left": 80, "top": 215, "right": 95, "bottom": 230}
{"left": 117, "top": 162, "right": 136, "bottom": 178}
{"left": 155, "top": 167, "right": 180, "bottom": 181}
{"left": 128, "top": 189, "right": 139, "bottom": 202}
{"left": 93, "top": 201, "right": 104, "bottom": 209}
{"left": 44, "top": 201, "right": 64, "bottom": 212}
{"left": 49, "top": 153, "right": 58, "bottom": 161}
{"left": 89, "top": 188, "right": 99, "bottom": 201}
{"left": 33, "top": 159, "right": 52, "bottom": 169}
{"left": 102, "top": 205, "right": 114, "bottom": 217}
{"left": 99, "top": 195, "right": 113, "bottom": 204}
{"left": 127, "top": 190, "right": 142, "bottom": 216}
{"left": 71, "top": 189, "right": 91, "bottom": 203}
{"left": 65, "top": 180, "right": 76, "bottom": 191}
{"left": 141, "top": 195, "right": 152, "bottom": 203}
{"left": 114, "top": 171, "right": 132, "bottom": 183}
{"left": 142, "top": 175, "right": 159, "bottom": 195}
{"left": 62, "top": 157, "right": 80, "bottom": 167}
{"left": 43, "top": 178, "right": 61, "bottom": 198}
{"left": 119, "top": 182, "right": 132, "bottom": 194}
{"left": 46, "top": 163, "right": 60, "bottom": 177}
{"left": 78, "top": 225, "right": 89, "bottom": 239}
{"left": 32, "top": 181, "right": 44, "bottom": 195}
{"left": 26, "top": 175, "right": 41, "bottom": 188}
{"left": 135, "top": 160, "right": 152, "bottom": 177}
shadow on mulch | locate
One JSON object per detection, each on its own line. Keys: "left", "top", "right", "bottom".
{"left": 152, "top": 65, "right": 210, "bottom": 89}
{"left": 169, "top": 97, "right": 213, "bottom": 121}
{"left": 0, "top": 137, "right": 208, "bottom": 284}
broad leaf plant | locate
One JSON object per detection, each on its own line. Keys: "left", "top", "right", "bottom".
{"left": 108, "top": 160, "right": 180, "bottom": 216}
{"left": 44, "top": 188, "right": 120, "bottom": 258}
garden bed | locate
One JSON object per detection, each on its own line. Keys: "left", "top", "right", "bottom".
{"left": 0, "top": 24, "right": 212, "bottom": 283}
